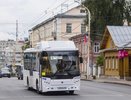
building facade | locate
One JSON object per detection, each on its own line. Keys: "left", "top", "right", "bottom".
{"left": 5, "top": 43, "right": 24, "bottom": 66}
{"left": 70, "top": 34, "right": 100, "bottom": 76}
{"left": 0, "top": 40, "right": 16, "bottom": 67}
{"left": 101, "top": 26, "right": 131, "bottom": 80}
{"left": 0, "top": 40, "right": 24, "bottom": 68}
{"left": 29, "top": 6, "right": 86, "bottom": 47}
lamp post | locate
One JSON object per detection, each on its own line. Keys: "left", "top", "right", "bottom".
{"left": 74, "top": 0, "right": 91, "bottom": 79}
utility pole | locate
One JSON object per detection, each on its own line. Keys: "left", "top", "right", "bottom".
{"left": 14, "top": 20, "right": 18, "bottom": 67}
{"left": 16, "top": 20, "right": 18, "bottom": 42}
{"left": 74, "top": 0, "right": 91, "bottom": 79}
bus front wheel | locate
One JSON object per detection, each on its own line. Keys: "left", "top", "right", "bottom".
{"left": 27, "top": 78, "right": 31, "bottom": 90}
{"left": 36, "top": 81, "right": 42, "bottom": 94}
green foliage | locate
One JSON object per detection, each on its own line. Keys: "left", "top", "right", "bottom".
{"left": 96, "top": 55, "right": 104, "bottom": 67}
{"left": 83, "top": 0, "right": 131, "bottom": 40}
{"left": 22, "top": 41, "right": 30, "bottom": 50}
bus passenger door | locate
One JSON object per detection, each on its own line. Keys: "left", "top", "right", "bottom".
{"left": 37, "top": 53, "right": 42, "bottom": 91}
{"left": 29, "top": 53, "right": 33, "bottom": 88}
{"left": 39, "top": 64, "right": 42, "bottom": 91}
{"left": 29, "top": 66, "right": 33, "bottom": 76}
{"left": 29, "top": 65, "right": 33, "bottom": 87}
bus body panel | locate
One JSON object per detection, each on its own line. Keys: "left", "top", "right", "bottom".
{"left": 24, "top": 70, "right": 40, "bottom": 89}
{"left": 41, "top": 77, "right": 80, "bottom": 92}
{"left": 23, "top": 41, "right": 81, "bottom": 93}
{"left": 31, "top": 71, "right": 39, "bottom": 89}
{"left": 23, "top": 70, "right": 30, "bottom": 86}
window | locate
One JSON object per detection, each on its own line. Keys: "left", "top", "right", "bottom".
{"left": 32, "top": 53, "right": 37, "bottom": 71}
{"left": 81, "top": 24, "right": 86, "bottom": 33}
{"left": 80, "top": 9, "right": 86, "bottom": 13}
{"left": 66, "top": 23, "right": 72, "bottom": 33}
{"left": 94, "top": 42, "right": 100, "bottom": 53}
{"left": 24, "top": 53, "right": 31, "bottom": 70}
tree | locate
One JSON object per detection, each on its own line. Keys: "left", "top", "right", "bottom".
{"left": 96, "top": 55, "right": 104, "bottom": 67}
{"left": 22, "top": 41, "right": 30, "bottom": 50}
{"left": 83, "top": 0, "right": 131, "bottom": 40}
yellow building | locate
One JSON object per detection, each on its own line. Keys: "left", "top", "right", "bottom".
{"left": 101, "top": 26, "right": 131, "bottom": 80}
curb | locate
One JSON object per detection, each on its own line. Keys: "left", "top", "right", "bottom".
{"left": 81, "top": 79, "right": 131, "bottom": 86}
{"left": 81, "top": 79, "right": 93, "bottom": 81}
{"left": 102, "top": 81, "right": 131, "bottom": 86}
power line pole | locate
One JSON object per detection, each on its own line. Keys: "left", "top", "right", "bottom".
{"left": 74, "top": 0, "right": 91, "bottom": 79}
{"left": 16, "top": 20, "right": 18, "bottom": 42}
{"left": 14, "top": 20, "right": 18, "bottom": 67}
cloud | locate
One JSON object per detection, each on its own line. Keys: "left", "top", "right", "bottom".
{"left": 0, "top": 32, "right": 15, "bottom": 41}
{"left": 0, "top": 0, "right": 70, "bottom": 40}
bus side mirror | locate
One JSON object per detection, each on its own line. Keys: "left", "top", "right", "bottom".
{"left": 79, "top": 57, "right": 83, "bottom": 63}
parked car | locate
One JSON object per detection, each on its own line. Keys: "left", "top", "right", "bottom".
{"left": 0, "top": 67, "right": 11, "bottom": 78}
{"left": 0, "top": 70, "right": 2, "bottom": 78}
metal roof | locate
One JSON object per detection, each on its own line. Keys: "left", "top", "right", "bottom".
{"left": 24, "top": 41, "right": 78, "bottom": 52}
{"left": 107, "top": 26, "right": 131, "bottom": 48}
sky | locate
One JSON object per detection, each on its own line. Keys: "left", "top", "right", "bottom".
{"left": 0, "top": 0, "right": 78, "bottom": 41}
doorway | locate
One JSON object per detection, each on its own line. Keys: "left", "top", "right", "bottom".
{"left": 128, "top": 56, "right": 131, "bottom": 77}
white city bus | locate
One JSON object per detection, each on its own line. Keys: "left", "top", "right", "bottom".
{"left": 23, "top": 41, "right": 82, "bottom": 94}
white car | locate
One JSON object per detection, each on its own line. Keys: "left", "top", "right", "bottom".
{"left": 0, "top": 67, "right": 11, "bottom": 78}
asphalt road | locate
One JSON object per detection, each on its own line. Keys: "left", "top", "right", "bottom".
{"left": 0, "top": 77, "right": 131, "bottom": 100}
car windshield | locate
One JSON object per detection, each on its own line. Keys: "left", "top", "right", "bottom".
{"left": 40, "top": 51, "right": 80, "bottom": 79}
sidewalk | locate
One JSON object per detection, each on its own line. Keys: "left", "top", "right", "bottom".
{"left": 81, "top": 75, "right": 131, "bottom": 86}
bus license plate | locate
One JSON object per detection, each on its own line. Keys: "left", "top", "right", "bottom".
{"left": 57, "top": 87, "right": 67, "bottom": 89}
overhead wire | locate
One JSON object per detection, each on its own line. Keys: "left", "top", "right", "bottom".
{"left": 26, "top": 0, "right": 71, "bottom": 29}
{"left": 30, "top": 1, "right": 77, "bottom": 29}
{"left": 0, "top": 0, "right": 79, "bottom": 39}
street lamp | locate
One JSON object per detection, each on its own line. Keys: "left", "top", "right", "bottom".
{"left": 74, "top": 0, "right": 91, "bottom": 79}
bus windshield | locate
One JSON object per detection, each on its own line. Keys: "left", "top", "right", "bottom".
{"left": 40, "top": 51, "right": 80, "bottom": 79}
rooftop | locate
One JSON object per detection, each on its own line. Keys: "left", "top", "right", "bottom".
{"left": 107, "top": 26, "right": 131, "bottom": 48}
